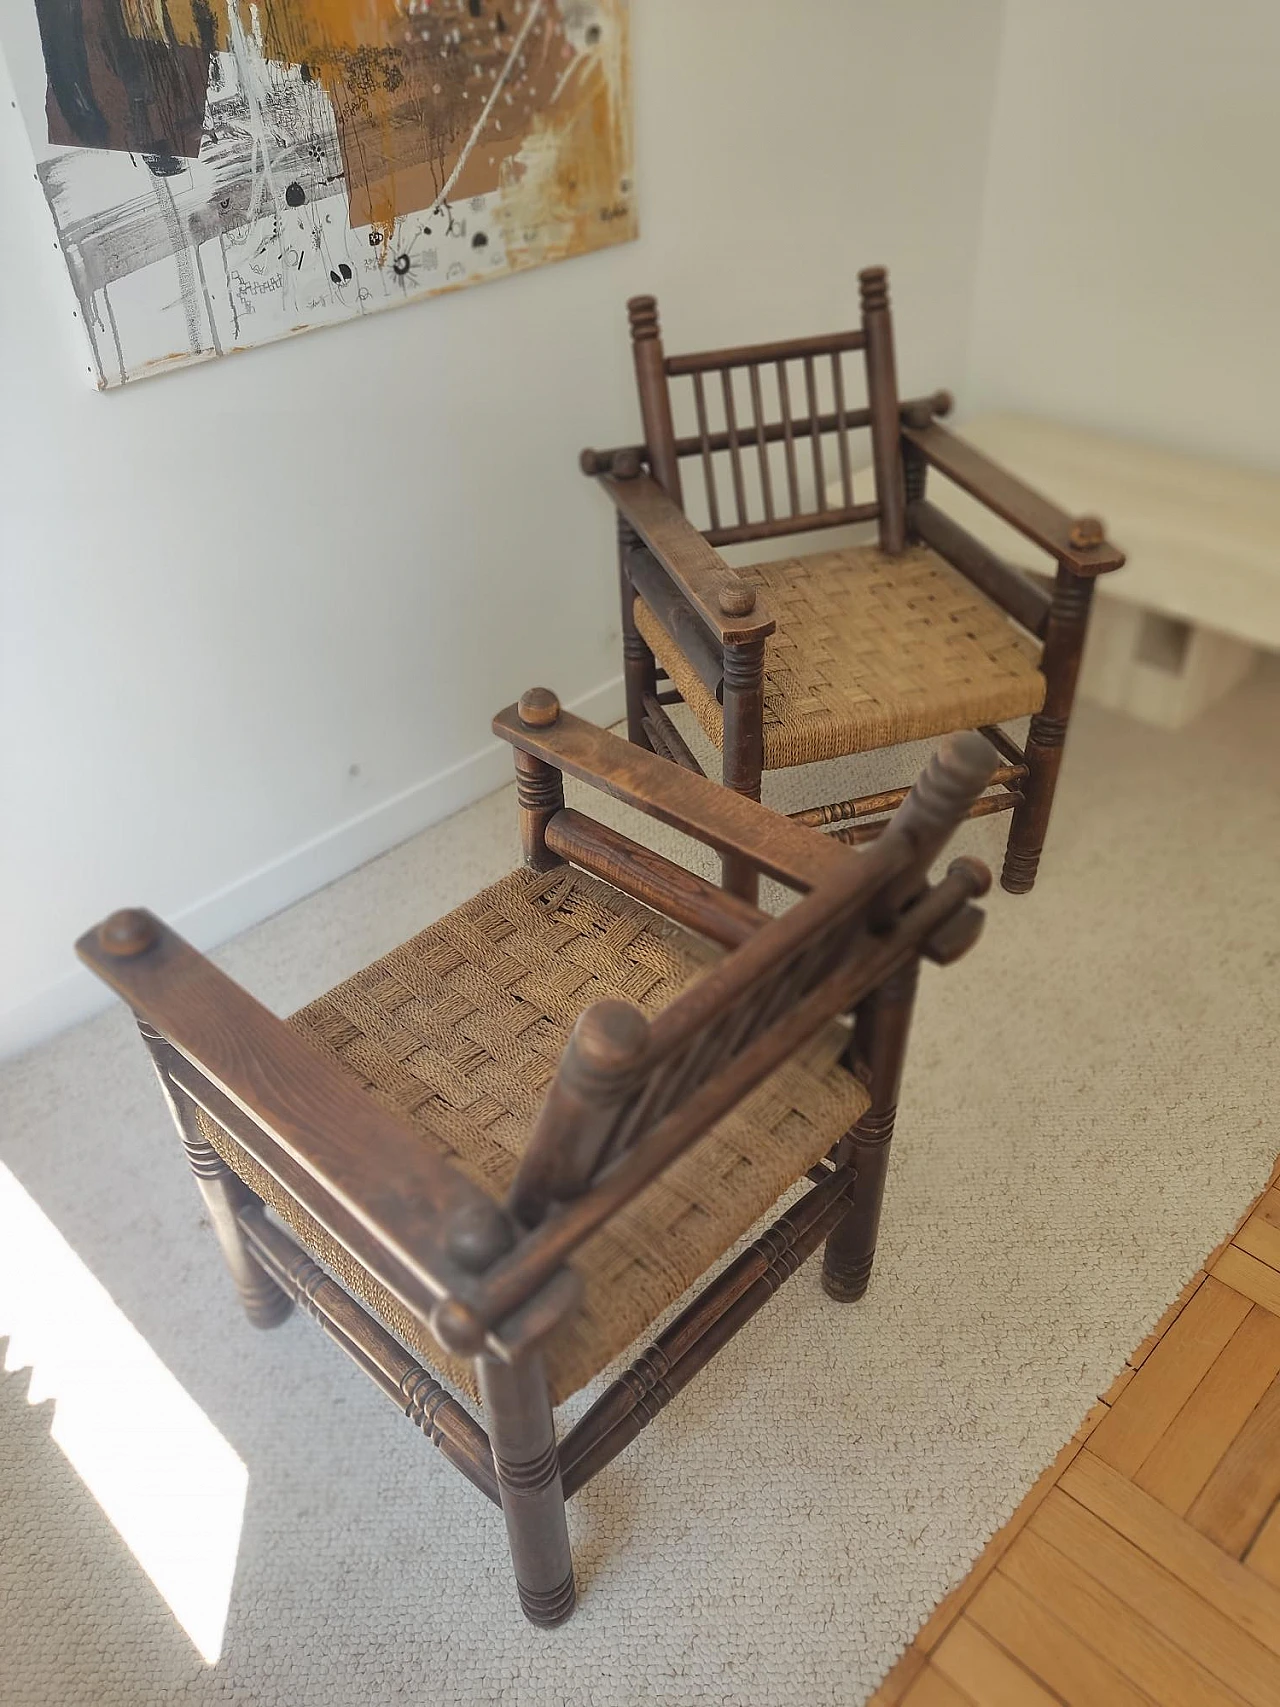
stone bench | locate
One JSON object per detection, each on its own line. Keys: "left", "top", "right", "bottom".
{"left": 927, "top": 414, "right": 1280, "bottom": 729}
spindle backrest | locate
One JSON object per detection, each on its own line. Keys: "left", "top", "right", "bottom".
{"left": 507, "top": 730, "right": 996, "bottom": 1229}
{"left": 628, "top": 266, "right": 908, "bottom": 556}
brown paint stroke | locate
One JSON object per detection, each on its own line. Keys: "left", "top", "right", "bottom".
{"left": 334, "top": 1, "right": 577, "bottom": 232}
{"left": 37, "top": 0, "right": 210, "bottom": 161}
{"left": 67, "top": 0, "right": 630, "bottom": 241}
{"left": 107, "top": 0, "right": 551, "bottom": 227}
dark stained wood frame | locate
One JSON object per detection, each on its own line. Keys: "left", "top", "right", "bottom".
{"left": 585, "top": 264, "right": 1125, "bottom": 902}
{"left": 76, "top": 698, "right": 997, "bottom": 1631}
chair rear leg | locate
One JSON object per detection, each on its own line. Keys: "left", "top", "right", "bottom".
{"left": 477, "top": 1351, "right": 576, "bottom": 1627}
{"left": 140, "top": 1023, "right": 293, "bottom": 1329}
{"left": 822, "top": 959, "right": 919, "bottom": 1302}
{"left": 1002, "top": 567, "right": 1094, "bottom": 894}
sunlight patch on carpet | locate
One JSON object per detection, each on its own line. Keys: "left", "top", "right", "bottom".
{"left": 0, "top": 1162, "right": 246, "bottom": 1663}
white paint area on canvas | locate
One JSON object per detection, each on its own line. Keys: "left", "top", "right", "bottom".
{"left": 40, "top": 31, "right": 514, "bottom": 388}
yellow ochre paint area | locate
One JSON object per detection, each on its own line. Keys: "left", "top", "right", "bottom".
{"left": 121, "top": 2, "right": 459, "bottom": 239}
{"left": 497, "top": 16, "right": 633, "bottom": 269}
{"left": 247, "top": 1, "right": 418, "bottom": 244}
{"left": 124, "top": 2, "right": 402, "bottom": 52}
{"left": 114, "top": 3, "right": 632, "bottom": 254}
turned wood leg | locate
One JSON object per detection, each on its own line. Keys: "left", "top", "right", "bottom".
{"left": 1001, "top": 714, "right": 1068, "bottom": 896}
{"left": 1002, "top": 566, "right": 1094, "bottom": 895}
{"left": 140, "top": 1023, "right": 292, "bottom": 1329}
{"left": 619, "top": 519, "right": 656, "bottom": 748}
{"left": 721, "top": 636, "right": 766, "bottom": 904}
{"left": 512, "top": 698, "right": 566, "bottom": 873}
{"left": 822, "top": 959, "right": 920, "bottom": 1302}
{"left": 477, "top": 1351, "right": 576, "bottom": 1627}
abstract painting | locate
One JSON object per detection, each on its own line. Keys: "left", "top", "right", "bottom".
{"left": 13, "top": 1, "right": 634, "bottom": 386}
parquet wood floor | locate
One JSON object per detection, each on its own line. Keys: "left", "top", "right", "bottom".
{"left": 871, "top": 1161, "right": 1280, "bottom": 1706}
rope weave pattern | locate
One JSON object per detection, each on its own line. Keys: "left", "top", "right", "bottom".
{"left": 196, "top": 865, "right": 867, "bottom": 1403}
{"left": 635, "top": 543, "right": 1046, "bottom": 770}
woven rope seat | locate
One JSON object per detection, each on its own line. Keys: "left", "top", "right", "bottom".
{"left": 634, "top": 543, "right": 1047, "bottom": 770}
{"left": 196, "top": 864, "right": 868, "bottom": 1404}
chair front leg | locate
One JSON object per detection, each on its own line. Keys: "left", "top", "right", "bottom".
{"left": 619, "top": 518, "right": 656, "bottom": 749}
{"left": 1002, "top": 564, "right": 1094, "bottom": 894}
{"left": 477, "top": 1350, "right": 576, "bottom": 1627}
{"left": 721, "top": 636, "right": 766, "bottom": 904}
{"left": 822, "top": 957, "right": 920, "bottom": 1302}
{"left": 140, "top": 1023, "right": 292, "bottom": 1329}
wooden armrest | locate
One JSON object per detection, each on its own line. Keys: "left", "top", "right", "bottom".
{"left": 911, "top": 500, "right": 1052, "bottom": 638}
{"left": 545, "top": 808, "right": 768, "bottom": 947}
{"left": 76, "top": 911, "right": 513, "bottom": 1332}
{"left": 598, "top": 470, "right": 776, "bottom": 644}
{"left": 903, "top": 420, "right": 1125, "bottom": 576}
{"left": 492, "top": 702, "right": 849, "bottom": 891}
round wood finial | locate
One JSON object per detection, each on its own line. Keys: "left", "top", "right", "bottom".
{"left": 1068, "top": 514, "right": 1106, "bottom": 550}
{"left": 98, "top": 909, "right": 158, "bottom": 958}
{"left": 626, "top": 294, "right": 660, "bottom": 341}
{"left": 906, "top": 733, "right": 1000, "bottom": 834}
{"left": 573, "top": 1000, "right": 650, "bottom": 1075}
{"left": 579, "top": 447, "right": 604, "bottom": 476}
{"left": 518, "top": 687, "right": 560, "bottom": 728}
{"left": 430, "top": 1297, "right": 488, "bottom": 1356}
{"left": 946, "top": 854, "right": 993, "bottom": 898}
{"left": 446, "top": 1200, "right": 515, "bottom": 1272}
{"left": 904, "top": 389, "right": 955, "bottom": 428}
{"left": 858, "top": 265, "right": 890, "bottom": 312}
{"left": 611, "top": 447, "right": 643, "bottom": 480}
{"left": 717, "top": 580, "right": 756, "bottom": 617}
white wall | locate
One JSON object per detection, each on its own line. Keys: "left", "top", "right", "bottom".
{"left": 0, "top": 1, "right": 1003, "bottom": 1056}
{"left": 967, "top": 0, "right": 1280, "bottom": 470}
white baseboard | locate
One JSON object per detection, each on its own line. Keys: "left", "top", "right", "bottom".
{"left": 1, "top": 675, "right": 625, "bottom": 1063}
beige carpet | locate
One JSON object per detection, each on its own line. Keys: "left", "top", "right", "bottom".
{"left": 2, "top": 663, "right": 1278, "bottom": 1706}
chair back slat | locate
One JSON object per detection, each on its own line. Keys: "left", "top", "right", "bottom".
{"left": 776, "top": 358, "right": 802, "bottom": 514}
{"left": 831, "top": 351, "right": 855, "bottom": 508}
{"left": 803, "top": 353, "right": 827, "bottom": 514}
{"left": 747, "top": 364, "right": 776, "bottom": 522}
{"left": 589, "top": 913, "right": 856, "bottom": 1183}
{"left": 690, "top": 371, "right": 721, "bottom": 533}
{"left": 507, "top": 733, "right": 997, "bottom": 1226}
{"left": 625, "top": 268, "right": 908, "bottom": 554}
{"left": 720, "top": 368, "right": 749, "bottom": 527}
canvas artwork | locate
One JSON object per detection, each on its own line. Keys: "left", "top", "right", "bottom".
{"left": 13, "top": 0, "right": 634, "bottom": 387}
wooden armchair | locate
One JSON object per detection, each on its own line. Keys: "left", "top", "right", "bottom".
{"left": 77, "top": 694, "right": 998, "bottom": 1627}
{"left": 581, "top": 266, "right": 1125, "bottom": 902}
